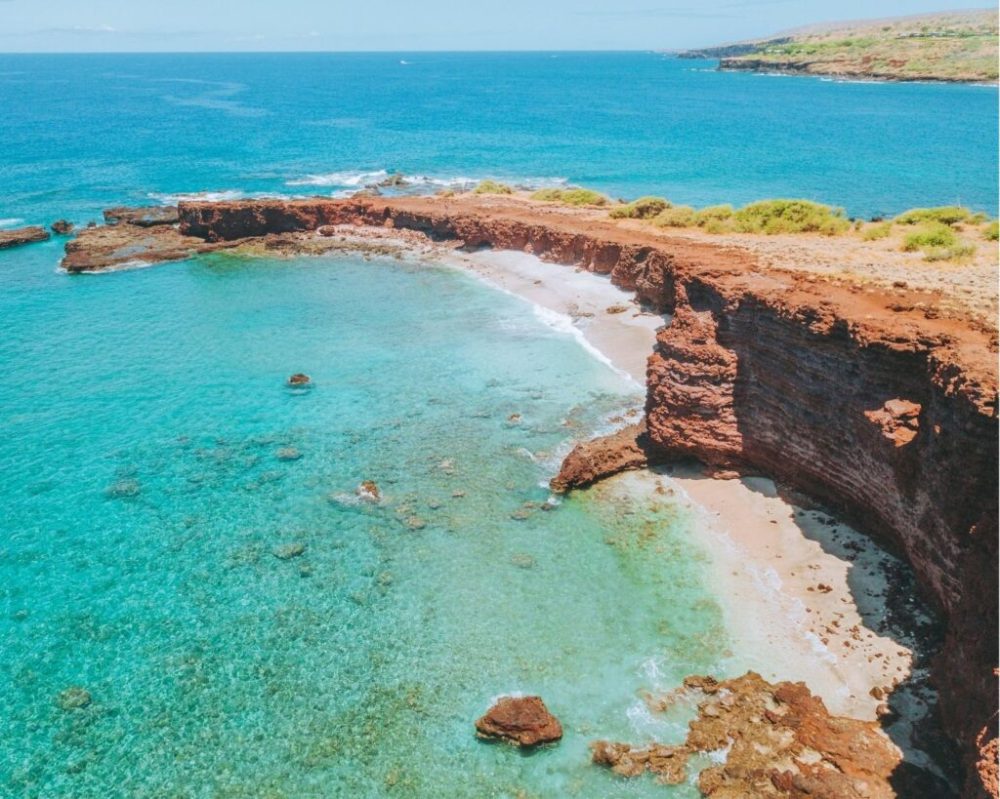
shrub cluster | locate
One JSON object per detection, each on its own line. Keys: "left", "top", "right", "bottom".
{"left": 473, "top": 180, "right": 514, "bottom": 195}
{"left": 894, "top": 206, "right": 983, "bottom": 227}
{"left": 609, "top": 196, "right": 670, "bottom": 219}
{"left": 732, "top": 199, "right": 851, "bottom": 235}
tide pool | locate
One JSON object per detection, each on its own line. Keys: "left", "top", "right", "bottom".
{"left": 0, "top": 250, "right": 725, "bottom": 797}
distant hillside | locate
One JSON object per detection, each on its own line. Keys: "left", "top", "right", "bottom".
{"left": 680, "top": 8, "right": 998, "bottom": 83}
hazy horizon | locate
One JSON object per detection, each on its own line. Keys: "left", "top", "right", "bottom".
{"left": 0, "top": 1, "right": 992, "bottom": 53}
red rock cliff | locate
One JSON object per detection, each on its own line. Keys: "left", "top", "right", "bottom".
{"left": 178, "top": 197, "right": 998, "bottom": 796}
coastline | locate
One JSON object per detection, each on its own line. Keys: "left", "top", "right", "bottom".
{"left": 435, "top": 243, "right": 927, "bottom": 722}
{"left": 37, "top": 194, "right": 1000, "bottom": 795}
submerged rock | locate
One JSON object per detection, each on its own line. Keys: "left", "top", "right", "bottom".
{"left": 56, "top": 687, "right": 92, "bottom": 711}
{"left": 0, "top": 226, "right": 50, "bottom": 250}
{"left": 475, "top": 695, "right": 563, "bottom": 747}
{"left": 276, "top": 447, "right": 302, "bottom": 461}
{"left": 590, "top": 740, "right": 687, "bottom": 784}
{"left": 272, "top": 542, "right": 307, "bottom": 560}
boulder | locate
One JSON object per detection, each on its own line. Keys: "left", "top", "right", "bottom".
{"left": 51, "top": 220, "right": 75, "bottom": 235}
{"left": 357, "top": 481, "right": 381, "bottom": 502}
{"left": 287, "top": 373, "right": 312, "bottom": 386}
{"left": 475, "top": 695, "right": 563, "bottom": 747}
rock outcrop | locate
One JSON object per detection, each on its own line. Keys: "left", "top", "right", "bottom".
{"left": 593, "top": 672, "right": 950, "bottom": 797}
{"left": 60, "top": 195, "right": 999, "bottom": 796}
{"left": 104, "top": 205, "right": 180, "bottom": 227}
{"left": 0, "top": 226, "right": 50, "bottom": 250}
{"left": 550, "top": 420, "right": 655, "bottom": 492}
{"left": 475, "top": 695, "right": 563, "bottom": 747}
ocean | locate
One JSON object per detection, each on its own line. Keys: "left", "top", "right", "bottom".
{"left": 0, "top": 52, "right": 991, "bottom": 797}
{"left": 1, "top": 52, "right": 997, "bottom": 224}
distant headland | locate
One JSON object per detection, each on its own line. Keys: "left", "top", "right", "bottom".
{"left": 678, "top": 8, "right": 999, "bottom": 83}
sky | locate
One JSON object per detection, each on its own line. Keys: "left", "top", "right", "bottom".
{"left": 0, "top": 0, "right": 992, "bottom": 52}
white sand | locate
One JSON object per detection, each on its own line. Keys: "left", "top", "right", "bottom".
{"left": 440, "top": 249, "right": 665, "bottom": 384}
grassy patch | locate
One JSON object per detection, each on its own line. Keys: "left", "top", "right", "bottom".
{"left": 531, "top": 188, "right": 609, "bottom": 206}
{"left": 861, "top": 222, "right": 893, "bottom": 241}
{"left": 983, "top": 220, "right": 998, "bottom": 241}
{"left": 894, "top": 206, "right": 982, "bottom": 227}
{"left": 472, "top": 180, "right": 513, "bottom": 195}
{"left": 733, "top": 199, "right": 850, "bottom": 235}
{"left": 609, "top": 196, "right": 670, "bottom": 219}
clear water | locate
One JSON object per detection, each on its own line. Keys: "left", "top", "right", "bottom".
{"left": 0, "top": 52, "right": 996, "bottom": 222}
{"left": 0, "top": 246, "right": 723, "bottom": 797}
{"left": 0, "top": 52, "right": 988, "bottom": 797}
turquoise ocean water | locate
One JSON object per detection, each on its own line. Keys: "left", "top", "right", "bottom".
{"left": 0, "top": 53, "right": 995, "bottom": 797}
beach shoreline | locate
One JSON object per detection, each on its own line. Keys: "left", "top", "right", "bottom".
{"left": 360, "top": 229, "right": 934, "bottom": 728}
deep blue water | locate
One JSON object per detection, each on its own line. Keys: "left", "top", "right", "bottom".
{"left": 0, "top": 52, "right": 997, "bottom": 227}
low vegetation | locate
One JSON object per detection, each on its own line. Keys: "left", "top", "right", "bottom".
{"left": 473, "top": 180, "right": 514, "bottom": 195}
{"left": 652, "top": 205, "right": 697, "bottom": 228}
{"left": 604, "top": 192, "right": 994, "bottom": 262}
{"left": 894, "top": 206, "right": 983, "bottom": 227}
{"left": 733, "top": 200, "right": 851, "bottom": 235}
{"left": 609, "top": 196, "right": 670, "bottom": 219}
{"left": 902, "top": 222, "right": 975, "bottom": 261}
{"left": 861, "top": 222, "right": 893, "bottom": 241}
{"left": 531, "top": 188, "right": 609, "bottom": 207}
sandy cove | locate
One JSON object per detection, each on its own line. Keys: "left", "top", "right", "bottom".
{"left": 438, "top": 244, "right": 924, "bottom": 719}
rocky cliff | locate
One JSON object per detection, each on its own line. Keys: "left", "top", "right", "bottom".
{"left": 170, "top": 197, "right": 997, "bottom": 796}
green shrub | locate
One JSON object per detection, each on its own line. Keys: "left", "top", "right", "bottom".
{"left": 473, "top": 180, "right": 513, "bottom": 195}
{"left": 652, "top": 205, "right": 697, "bottom": 228}
{"left": 733, "top": 199, "right": 850, "bottom": 235}
{"left": 609, "top": 196, "right": 670, "bottom": 219}
{"left": 894, "top": 206, "right": 978, "bottom": 227}
{"left": 984, "top": 220, "right": 999, "bottom": 241}
{"left": 861, "top": 222, "right": 893, "bottom": 241}
{"left": 902, "top": 223, "right": 957, "bottom": 251}
{"left": 689, "top": 205, "right": 734, "bottom": 234}
{"left": 531, "top": 188, "right": 609, "bottom": 206}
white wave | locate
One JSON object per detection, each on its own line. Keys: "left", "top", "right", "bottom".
{"left": 287, "top": 170, "right": 389, "bottom": 188}
{"left": 531, "top": 304, "right": 639, "bottom": 386}
{"left": 147, "top": 190, "right": 245, "bottom": 205}
{"left": 285, "top": 169, "right": 568, "bottom": 193}
{"left": 0, "top": 217, "right": 25, "bottom": 228}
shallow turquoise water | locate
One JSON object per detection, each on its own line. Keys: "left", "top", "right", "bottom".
{"left": 0, "top": 248, "right": 725, "bottom": 797}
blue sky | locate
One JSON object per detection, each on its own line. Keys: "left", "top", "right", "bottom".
{"left": 0, "top": 0, "right": 991, "bottom": 52}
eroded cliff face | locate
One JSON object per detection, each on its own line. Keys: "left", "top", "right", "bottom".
{"left": 174, "top": 197, "right": 998, "bottom": 797}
